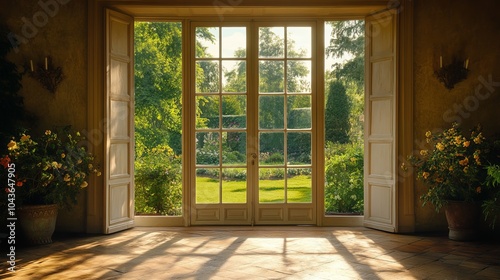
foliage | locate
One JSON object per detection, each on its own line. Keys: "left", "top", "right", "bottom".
{"left": 326, "top": 20, "right": 365, "bottom": 87}
{"left": 404, "top": 123, "right": 491, "bottom": 211}
{"left": 325, "top": 80, "right": 351, "bottom": 144}
{"left": 483, "top": 164, "right": 500, "bottom": 228}
{"left": 135, "top": 146, "right": 182, "bottom": 215}
{"left": 0, "top": 127, "right": 101, "bottom": 209}
{"left": 325, "top": 142, "right": 364, "bottom": 214}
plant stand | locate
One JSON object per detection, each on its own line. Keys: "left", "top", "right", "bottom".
{"left": 18, "top": 204, "right": 58, "bottom": 245}
{"left": 444, "top": 201, "right": 480, "bottom": 241}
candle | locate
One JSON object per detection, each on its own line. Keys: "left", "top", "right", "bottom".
{"left": 30, "top": 60, "right": 34, "bottom": 72}
{"left": 439, "top": 56, "right": 442, "bottom": 68}
{"left": 465, "top": 59, "right": 469, "bottom": 70}
{"left": 45, "top": 57, "right": 48, "bottom": 70}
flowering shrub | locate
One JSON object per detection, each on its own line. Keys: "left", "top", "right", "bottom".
{"left": 404, "top": 123, "right": 490, "bottom": 211}
{"left": 0, "top": 126, "right": 101, "bottom": 209}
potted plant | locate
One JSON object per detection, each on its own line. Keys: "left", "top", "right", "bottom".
{"left": 403, "top": 122, "right": 491, "bottom": 241}
{"left": 0, "top": 126, "right": 101, "bottom": 244}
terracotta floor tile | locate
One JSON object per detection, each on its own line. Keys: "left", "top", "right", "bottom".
{"left": 2, "top": 227, "right": 500, "bottom": 280}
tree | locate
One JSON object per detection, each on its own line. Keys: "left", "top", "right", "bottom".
{"left": 325, "top": 80, "right": 350, "bottom": 144}
{"left": 135, "top": 23, "right": 216, "bottom": 156}
{"left": 326, "top": 20, "right": 364, "bottom": 87}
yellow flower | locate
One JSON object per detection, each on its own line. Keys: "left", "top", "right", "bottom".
{"left": 80, "top": 181, "right": 88, "bottom": 188}
{"left": 420, "top": 150, "right": 428, "bottom": 156}
{"left": 97, "top": 171, "right": 102, "bottom": 177}
{"left": 463, "top": 166, "right": 469, "bottom": 173}
{"left": 454, "top": 136, "right": 462, "bottom": 146}
{"left": 463, "top": 141, "right": 470, "bottom": 147}
{"left": 474, "top": 133, "right": 483, "bottom": 144}
{"left": 88, "top": 164, "right": 93, "bottom": 169}
{"left": 77, "top": 159, "right": 82, "bottom": 164}
{"left": 61, "top": 153, "right": 66, "bottom": 158}
{"left": 63, "top": 174, "right": 71, "bottom": 182}
{"left": 448, "top": 166, "right": 453, "bottom": 171}
{"left": 425, "top": 131, "right": 432, "bottom": 138}
{"left": 51, "top": 161, "right": 59, "bottom": 168}
{"left": 20, "top": 134, "right": 31, "bottom": 142}
{"left": 436, "top": 143, "right": 445, "bottom": 151}
{"left": 7, "top": 140, "right": 18, "bottom": 150}
{"left": 422, "top": 172, "right": 430, "bottom": 179}
{"left": 45, "top": 130, "right": 52, "bottom": 135}
{"left": 459, "top": 157, "right": 469, "bottom": 166}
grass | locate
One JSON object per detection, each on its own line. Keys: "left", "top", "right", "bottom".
{"left": 195, "top": 175, "right": 312, "bottom": 204}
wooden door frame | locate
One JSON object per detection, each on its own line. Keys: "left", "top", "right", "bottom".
{"left": 87, "top": 0, "right": 414, "bottom": 233}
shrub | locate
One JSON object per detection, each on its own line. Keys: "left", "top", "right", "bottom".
{"left": 325, "top": 142, "right": 364, "bottom": 214}
{"left": 135, "top": 145, "right": 182, "bottom": 216}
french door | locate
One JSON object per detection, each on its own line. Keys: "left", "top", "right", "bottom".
{"left": 191, "top": 22, "right": 316, "bottom": 225}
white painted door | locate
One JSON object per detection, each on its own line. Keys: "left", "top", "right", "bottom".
{"left": 104, "top": 9, "right": 135, "bottom": 233}
{"left": 190, "top": 22, "right": 316, "bottom": 225}
{"left": 363, "top": 10, "right": 398, "bottom": 232}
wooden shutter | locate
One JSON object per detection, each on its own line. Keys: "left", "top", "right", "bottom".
{"left": 364, "top": 10, "right": 397, "bottom": 232}
{"left": 104, "top": 9, "right": 135, "bottom": 234}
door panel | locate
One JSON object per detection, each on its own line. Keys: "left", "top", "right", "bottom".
{"left": 105, "top": 9, "right": 135, "bottom": 233}
{"left": 254, "top": 23, "right": 315, "bottom": 225}
{"left": 191, "top": 24, "right": 251, "bottom": 225}
{"left": 363, "top": 10, "right": 397, "bottom": 232}
{"left": 191, "top": 22, "right": 316, "bottom": 225}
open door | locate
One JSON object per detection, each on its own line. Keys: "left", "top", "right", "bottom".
{"left": 363, "top": 10, "right": 397, "bottom": 232}
{"left": 104, "top": 9, "right": 135, "bottom": 234}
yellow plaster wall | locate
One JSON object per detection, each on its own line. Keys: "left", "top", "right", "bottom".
{"left": 1, "top": 0, "right": 88, "bottom": 232}
{"left": 413, "top": 0, "right": 500, "bottom": 231}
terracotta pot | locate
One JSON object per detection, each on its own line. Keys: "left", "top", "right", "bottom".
{"left": 18, "top": 204, "right": 58, "bottom": 245}
{"left": 444, "top": 201, "right": 481, "bottom": 241}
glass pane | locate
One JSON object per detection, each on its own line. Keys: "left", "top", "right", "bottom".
{"left": 222, "top": 168, "right": 247, "bottom": 203}
{"left": 259, "top": 27, "right": 284, "bottom": 58}
{"left": 259, "top": 61, "right": 284, "bottom": 93}
{"left": 259, "top": 168, "right": 285, "bottom": 203}
{"left": 196, "top": 132, "right": 220, "bottom": 165}
{"left": 196, "top": 61, "right": 220, "bottom": 93}
{"left": 324, "top": 21, "right": 365, "bottom": 216}
{"left": 287, "top": 95, "right": 311, "bottom": 129}
{"left": 222, "top": 60, "right": 246, "bottom": 93}
{"left": 287, "top": 168, "right": 312, "bottom": 203}
{"left": 259, "top": 132, "right": 284, "bottom": 165}
{"left": 196, "top": 168, "right": 220, "bottom": 203}
{"left": 222, "top": 95, "right": 246, "bottom": 128}
{"left": 287, "top": 132, "right": 311, "bottom": 165}
{"left": 134, "top": 22, "right": 183, "bottom": 216}
{"left": 222, "top": 132, "right": 246, "bottom": 165}
{"left": 287, "top": 60, "right": 311, "bottom": 93}
{"left": 259, "top": 95, "right": 284, "bottom": 129}
{"left": 196, "top": 27, "right": 219, "bottom": 58}
{"left": 222, "top": 27, "right": 246, "bottom": 58}
{"left": 196, "top": 95, "right": 220, "bottom": 129}
{"left": 287, "top": 27, "right": 311, "bottom": 58}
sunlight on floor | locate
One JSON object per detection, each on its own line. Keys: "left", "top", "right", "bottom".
{"left": 3, "top": 227, "right": 500, "bottom": 279}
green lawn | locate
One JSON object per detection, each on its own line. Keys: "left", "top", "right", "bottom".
{"left": 196, "top": 175, "right": 312, "bottom": 203}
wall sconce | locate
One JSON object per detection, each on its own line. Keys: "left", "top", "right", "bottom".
{"left": 434, "top": 56, "right": 469, "bottom": 90}
{"left": 26, "top": 56, "right": 64, "bottom": 93}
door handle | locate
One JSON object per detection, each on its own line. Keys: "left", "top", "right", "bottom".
{"left": 250, "top": 153, "right": 257, "bottom": 165}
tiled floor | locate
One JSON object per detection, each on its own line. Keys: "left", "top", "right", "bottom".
{"left": 1, "top": 227, "right": 500, "bottom": 279}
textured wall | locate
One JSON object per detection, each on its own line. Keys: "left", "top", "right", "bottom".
{"left": 413, "top": 0, "right": 500, "bottom": 231}
{"left": 1, "top": 0, "right": 88, "bottom": 232}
